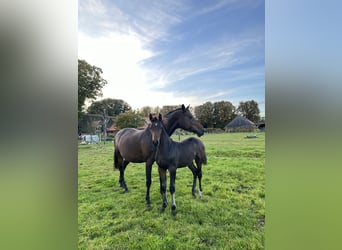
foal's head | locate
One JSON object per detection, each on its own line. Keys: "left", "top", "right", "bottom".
{"left": 148, "top": 113, "right": 164, "bottom": 147}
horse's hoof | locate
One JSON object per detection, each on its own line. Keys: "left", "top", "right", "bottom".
{"left": 171, "top": 207, "right": 176, "bottom": 216}
{"left": 160, "top": 207, "right": 165, "bottom": 213}
{"left": 198, "top": 190, "right": 202, "bottom": 198}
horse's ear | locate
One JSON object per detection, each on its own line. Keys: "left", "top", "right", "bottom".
{"left": 158, "top": 113, "right": 162, "bottom": 121}
{"left": 186, "top": 105, "right": 190, "bottom": 110}
{"left": 181, "top": 104, "right": 185, "bottom": 111}
{"left": 149, "top": 113, "right": 153, "bottom": 121}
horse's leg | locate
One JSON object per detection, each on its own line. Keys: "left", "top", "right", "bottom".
{"left": 119, "top": 168, "right": 124, "bottom": 188}
{"left": 169, "top": 166, "right": 177, "bottom": 216}
{"left": 145, "top": 159, "right": 154, "bottom": 207}
{"left": 188, "top": 162, "right": 197, "bottom": 197}
{"left": 114, "top": 149, "right": 124, "bottom": 188}
{"left": 119, "top": 160, "right": 129, "bottom": 192}
{"left": 158, "top": 167, "right": 168, "bottom": 212}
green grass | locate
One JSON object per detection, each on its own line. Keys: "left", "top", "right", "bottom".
{"left": 78, "top": 132, "right": 265, "bottom": 249}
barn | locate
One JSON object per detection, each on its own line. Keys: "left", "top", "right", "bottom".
{"left": 224, "top": 115, "right": 257, "bottom": 132}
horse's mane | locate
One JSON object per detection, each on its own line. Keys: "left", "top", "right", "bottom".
{"left": 162, "top": 107, "right": 184, "bottom": 127}
{"left": 154, "top": 105, "right": 193, "bottom": 136}
{"left": 163, "top": 107, "right": 184, "bottom": 118}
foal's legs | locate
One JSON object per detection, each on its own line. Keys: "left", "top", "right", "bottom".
{"left": 145, "top": 159, "right": 154, "bottom": 206}
{"left": 169, "top": 166, "right": 177, "bottom": 216}
{"left": 158, "top": 167, "right": 168, "bottom": 212}
{"left": 187, "top": 162, "right": 198, "bottom": 197}
{"left": 197, "top": 164, "right": 203, "bottom": 197}
{"left": 195, "top": 158, "right": 203, "bottom": 197}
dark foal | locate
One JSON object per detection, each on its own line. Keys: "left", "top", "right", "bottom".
{"left": 149, "top": 114, "right": 207, "bottom": 215}
{"left": 114, "top": 105, "right": 204, "bottom": 206}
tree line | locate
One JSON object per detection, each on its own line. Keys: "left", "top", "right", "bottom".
{"left": 78, "top": 59, "right": 263, "bottom": 131}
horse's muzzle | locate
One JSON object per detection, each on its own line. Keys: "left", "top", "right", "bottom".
{"left": 197, "top": 129, "right": 204, "bottom": 137}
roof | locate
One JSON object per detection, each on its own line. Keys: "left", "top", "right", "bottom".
{"left": 224, "top": 115, "right": 256, "bottom": 129}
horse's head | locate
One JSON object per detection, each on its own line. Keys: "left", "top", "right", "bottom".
{"left": 175, "top": 104, "right": 204, "bottom": 137}
{"left": 148, "top": 113, "right": 164, "bottom": 147}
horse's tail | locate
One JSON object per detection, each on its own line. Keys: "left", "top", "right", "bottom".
{"left": 114, "top": 146, "right": 120, "bottom": 170}
{"left": 113, "top": 132, "right": 122, "bottom": 170}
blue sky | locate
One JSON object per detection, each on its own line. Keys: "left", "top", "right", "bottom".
{"left": 78, "top": 0, "right": 264, "bottom": 116}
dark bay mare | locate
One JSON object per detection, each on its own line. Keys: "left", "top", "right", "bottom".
{"left": 114, "top": 105, "right": 204, "bottom": 206}
{"left": 148, "top": 114, "right": 207, "bottom": 215}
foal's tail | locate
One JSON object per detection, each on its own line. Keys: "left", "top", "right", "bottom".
{"left": 197, "top": 140, "right": 207, "bottom": 165}
{"left": 201, "top": 147, "right": 207, "bottom": 165}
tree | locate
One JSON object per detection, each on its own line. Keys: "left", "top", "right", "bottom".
{"left": 237, "top": 100, "right": 261, "bottom": 123}
{"left": 78, "top": 59, "right": 107, "bottom": 118}
{"left": 153, "top": 106, "right": 162, "bottom": 115}
{"left": 213, "top": 101, "right": 236, "bottom": 128}
{"left": 114, "top": 112, "right": 145, "bottom": 129}
{"left": 87, "top": 98, "right": 131, "bottom": 117}
{"left": 139, "top": 106, "right": 153, "bottom": 117}
{"left": 194, "top": 102, "right": 214, "bottom": 128}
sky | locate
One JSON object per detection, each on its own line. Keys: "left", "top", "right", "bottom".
{"left": 78, "top": 0, "right": 265, "bottom": 117}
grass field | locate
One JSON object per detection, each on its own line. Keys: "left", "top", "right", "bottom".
{"left": 78, "top": 132, "right": 265, "bottom": 249}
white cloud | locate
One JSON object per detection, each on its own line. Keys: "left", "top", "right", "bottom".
{"left": 194, "top": 0, "right": 238, "bottom": 16}
{"left": 144, "top": 37, "right": 261, "bottom": 88}
{"left": 78, "top": 31, "right": 200, "bottom": 109}
{"left": 79, "top": 0, "right": 187, "bottom": 44}
{"left": 81, "top": 0, "right": 106, "bottom": 15}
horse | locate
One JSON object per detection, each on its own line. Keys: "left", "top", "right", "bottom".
{"left": 114, "top": 104, "right": 204, "bottom": 206}
{"left": 148, "top": 114, "right": 207, "bottom": 215}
